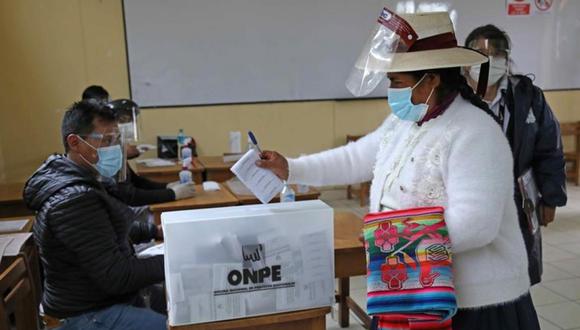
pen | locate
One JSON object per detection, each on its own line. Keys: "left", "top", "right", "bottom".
{"left": 248, "top": 131, "right": 262, "bottom": 153}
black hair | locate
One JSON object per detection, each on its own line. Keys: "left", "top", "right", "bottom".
{"left": 465, "top": 25, "right": 511, "bottom": 56}
{"left": 409, "top": 67, "right": 499, "bottom": 123}
{"left": 81, "top": 85, "right": 110, "bottom": 102}
{"left": 61, "top": 99, "right": 116, "bottom": 152}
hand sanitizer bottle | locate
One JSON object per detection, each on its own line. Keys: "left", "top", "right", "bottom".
{"left": 179, "top": 158, "right": 193, "bottom": 184}
{"left": 280, "top": 181, "right": 296, "bottom": 203}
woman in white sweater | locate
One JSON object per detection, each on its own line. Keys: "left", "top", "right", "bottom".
{"left": 257, "top": 10, "right": 539, "bottom": 330}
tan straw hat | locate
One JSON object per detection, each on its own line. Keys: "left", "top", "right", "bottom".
{"left": 364, "top": 11, "right": 487, "bottom": 72}
{"left": 346, "top": 8, "right": 489, "bottom": 96}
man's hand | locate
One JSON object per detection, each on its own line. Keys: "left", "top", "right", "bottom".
{"left": 155, "top": 225, "right": 164, "bottom": 240}
{"left": 540, "top": 204, "right": 556, "bottom": 226}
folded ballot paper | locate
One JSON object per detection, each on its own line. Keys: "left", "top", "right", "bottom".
{"left": 161, "top": 200, "right": 335, "bottom": 326}
{"left": 230, "top": 149, "right": 284, "bottom": 204}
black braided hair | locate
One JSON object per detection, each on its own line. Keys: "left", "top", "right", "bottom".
{"left": 408, "top": 67, "right": 500, "bottom": 125}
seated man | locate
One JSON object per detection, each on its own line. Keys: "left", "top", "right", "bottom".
{"left": 105, "top": 98, "right": 195, "bottom": 206}
{"left": 24, "top": 100, "right": 166, "bottom": 330}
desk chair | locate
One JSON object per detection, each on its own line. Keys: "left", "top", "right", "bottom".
{"left": 345, "top": 135, "right": 370, "bottom": 206}
{"left": 0, "top": 256, "right": 39, "bottom": 330}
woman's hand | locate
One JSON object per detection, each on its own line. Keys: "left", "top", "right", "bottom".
{"left": 255, "top": 150, "right": 289, "bottom": 180}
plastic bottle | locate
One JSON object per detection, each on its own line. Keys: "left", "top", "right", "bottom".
{"left": 182, "top": 138, "right": 193, "bottom": 160}
{"left": 179, "top": 158, "right": 193, "bottom": 184}
{"left": 280, "top": 181, "right": 296, "bottom": 203}
{"left": 177, "top": 129, "right": 186, "bottom": 159}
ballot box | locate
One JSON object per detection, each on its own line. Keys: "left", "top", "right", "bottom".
{"left": 162, "top": 200, "right": 335, "bottom": 326}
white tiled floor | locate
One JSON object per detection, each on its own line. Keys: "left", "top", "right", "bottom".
{"left": 319, "top": 184, "right": 580, "bottom": 330}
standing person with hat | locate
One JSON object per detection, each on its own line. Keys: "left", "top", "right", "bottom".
{"left": 257, "top": 9, "right": 539, "bottom": 329}
{"left": 464, "top": 25, "right": 567, "bottom": 286}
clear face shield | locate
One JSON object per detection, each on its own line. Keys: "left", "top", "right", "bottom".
{"left": 106, "top": 99, "right": 141, "bottom": 182}
{"left": 110, "top": 99, "right": 141, "bottom": 143}
{"left": 346, "top": 8, "right": 418, "bottom": 97}
{"left": 466, "top": 38, "right": 510, "bottom": 88}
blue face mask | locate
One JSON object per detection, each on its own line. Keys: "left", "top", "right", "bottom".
{"left": 387, "top": 75, "right": 435, "bottom": 122}
{"left": 79, "top": 138, "right": 123, "bottom": 178}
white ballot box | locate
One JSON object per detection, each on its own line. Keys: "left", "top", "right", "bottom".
{"left": 162, "top": 200, "right": 335, "bottom": 326}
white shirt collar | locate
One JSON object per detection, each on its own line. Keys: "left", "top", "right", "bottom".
{"left": 487, "top": 77, "right": 509, "bottom": 111}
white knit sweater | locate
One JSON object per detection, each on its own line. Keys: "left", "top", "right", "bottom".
{"left": 288, "top": 96, "right": 529, "bottom": 308}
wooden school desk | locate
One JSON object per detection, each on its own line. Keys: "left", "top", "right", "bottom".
{"left": 168, "top": 307, "right": 330, "bottom": 330}
{"left": 149, "top": 184, "right": 239, "bottom": 225}
{"left": 0, "top": 233, "right": 42, "bottom": 310}
{"left": 333, "top": 212, "right": 370, "bottom": 328}
{"left": 134, "top": 158, "right": 204, "bottom": 184}
{"left": 197, "top": 156, "right": 236, "bottom": 182}
{"left": 0, "top": 183, "right": 32, "bottom": 218}
{"left": 226, "top": 184, "right": 321, "bottom": 205}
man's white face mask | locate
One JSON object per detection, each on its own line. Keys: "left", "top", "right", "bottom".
{"left": 469, "top": 56, "right": 508, "bottom": 87}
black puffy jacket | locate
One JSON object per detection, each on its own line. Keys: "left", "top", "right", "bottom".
{"left": 105, "top": 166, "right": 175, "bottom": 206}
{"left": 23, "top": 155, "right": 164, "bottom": 318}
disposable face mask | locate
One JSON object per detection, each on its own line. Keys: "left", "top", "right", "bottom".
{"left": 79, "top": 137, "right": 123, "bottom": 178}
{"left": 387, "top": 75, "right": 435, "bottom": 122}
{"left": 469, "top": 57, "right": 508, "bottom": 87}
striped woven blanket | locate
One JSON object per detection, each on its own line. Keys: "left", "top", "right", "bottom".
{"left": 363, "top": 206, "right": 456, "bottom": 330}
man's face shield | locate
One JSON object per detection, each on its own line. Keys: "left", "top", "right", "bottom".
{"left": 79, "top": 130, "right": 122, "bottom": 149}
{"left": 346, "top": 8, "right": 416, "bottom": 97}
{"left": 107, "top": 99, "right": 141, "bottom": 143}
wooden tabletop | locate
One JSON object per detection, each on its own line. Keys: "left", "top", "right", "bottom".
{"left": 0, "top": 215, "right": 34, "bottom": 234}
{"left": 0, "top": 182, "right": 25, "bottom": 204}
{"left": 227, "top": 184, "right": 321, "bottom": 205}
{"left": 135, "top": 158, "right": 204, "bottom": 175}
{"left": 333, "top": 212, "right": 366, "bottom": 279}
{"left": 197, "top": 156, "right": 236, "bottom": 182}
{"left": 197, "top": 156, "right": 234, "bottom": 170}
{"left": 169, "top": 307, "right": 330, "bottom": 330}
{"left": 149, "top": 183, "right": 239, "bottom": 224}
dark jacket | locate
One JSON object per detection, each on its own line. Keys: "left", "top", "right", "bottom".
{"left": 506, "top": 75, "right": 567, "bottom": 207}
{"left": 504, "top": 75, "right": 567, "bottom": 285}
{"left": 105, "top": 166, "right": 175, "bottom": 206}
{"left": 23, "top": 155, "right": 164, "bottom": 318}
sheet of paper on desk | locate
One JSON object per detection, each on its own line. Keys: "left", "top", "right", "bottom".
{"left": 0, "top": 237, "right": 13, "bottom": 263}
{"left": 138, "top": 243, "right": 164, "bottom": 258}
{"left": 230, "top": 149, "right": 284, "bottom": 204}
{"left": 0, "top": 233, "right": 31, "bottom": 256}
{"left": 0, "top": 219, "right": 29, "bottom": 233}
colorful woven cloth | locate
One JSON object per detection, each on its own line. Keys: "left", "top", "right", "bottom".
{"left": 363, "top": 206, "right": 456, "bottom": 330}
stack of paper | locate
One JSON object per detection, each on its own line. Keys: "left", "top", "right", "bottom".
{"left": 0, "top": 219, "right": 29, "bottom": 233}
{"left": 0, "top": 233, "right": 32, "bottom": 263}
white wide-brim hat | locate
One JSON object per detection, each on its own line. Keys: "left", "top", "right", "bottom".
{"left": 346, "top": 9, "right": 489, "bottom": 96}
